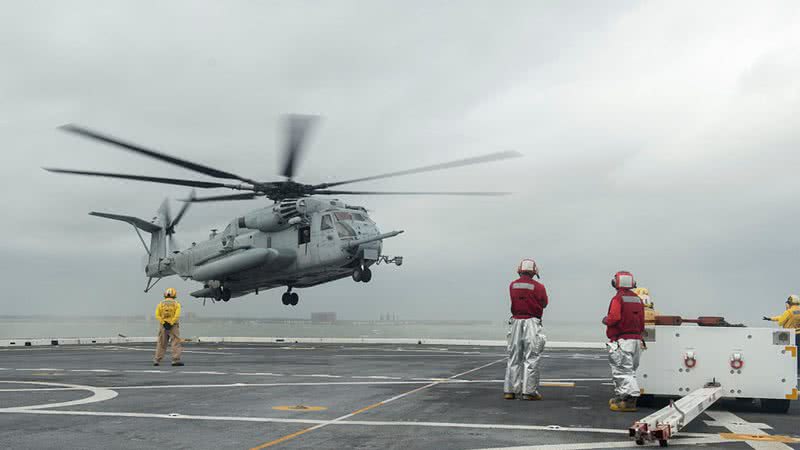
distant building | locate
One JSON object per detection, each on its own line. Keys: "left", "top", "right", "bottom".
{"left": 311, "top": 312, "right": 336, "bottom": 323}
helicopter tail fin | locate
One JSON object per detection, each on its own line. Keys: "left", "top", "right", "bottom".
{"left": 89, "top": 199, "right": 170, "bottom": 270}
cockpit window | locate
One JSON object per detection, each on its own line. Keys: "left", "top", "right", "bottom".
{"left": 321, "top": 214, "right": 333, "bottom": 231}
{"left": 351, "top": 213, "right": 366, "bottom": 221}
{"left": 335, "top": 221, "right": 356, "bottom": 239}
{"left": 334, "top": 212, "right": 352, "bottom": 221}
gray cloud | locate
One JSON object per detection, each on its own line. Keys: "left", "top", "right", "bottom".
{"left": 1, "top": 1, "right": 799, "bottom": 326}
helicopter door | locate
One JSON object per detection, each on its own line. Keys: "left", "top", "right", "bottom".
{"left": 317, "top": 213, "right": 338, "bottom": 264}
{"left": 298, "top": 225, "right": 311, "bottom": 246}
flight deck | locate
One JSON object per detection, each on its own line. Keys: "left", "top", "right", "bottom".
{"left": 0, "top": 342, "right": 798, "bottom": 449}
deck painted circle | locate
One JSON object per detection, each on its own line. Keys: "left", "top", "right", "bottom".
{"left": 0, "top": 381, "right": 117, "bottom": 410}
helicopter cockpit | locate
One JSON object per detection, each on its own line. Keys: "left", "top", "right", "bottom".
{"left": 318, "top": 209, "right": 375, "bottom": 241}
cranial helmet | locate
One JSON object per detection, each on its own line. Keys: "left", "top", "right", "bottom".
{"left": 633, "top": 287, "right": 652, "bottom": 305}
{"left": 611, "top": 271, "right": 636, "bottom": 289}
{"left": 517, "top": 259, "right": 539, "bottom": 277}
{"left": 787, "top": 294, "right": 800, "bottom": 306}
{"left": 164, "top": 287, "right": 177, "bottom": 299}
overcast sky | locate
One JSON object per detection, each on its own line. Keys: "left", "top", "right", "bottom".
{"left": 1, "top": 1, "right": 799, "bottom": 325}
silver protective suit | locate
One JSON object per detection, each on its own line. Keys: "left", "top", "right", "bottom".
{"left": 504, "top": 317, "right": 546, "bottom": 395}
{"left": 607, "top": 338, "right": 641, "bottom": 399}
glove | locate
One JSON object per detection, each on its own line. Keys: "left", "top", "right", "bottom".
{"left": 762, "top": 316, "right": 771, "bottom": 321}
{"left": 601, "top": 316, "right": 608, "bottom": 325}
{"left": 163, "top": 322, "right": 173, "bottom": 330}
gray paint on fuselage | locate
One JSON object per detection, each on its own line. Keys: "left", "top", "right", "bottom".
{"left": 165, "top": 199, "right": 386, "bottom": 298}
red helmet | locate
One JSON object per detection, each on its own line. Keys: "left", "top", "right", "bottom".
{"left": 517, "top": 259, "right": 539, "bottom": 277}
{"left": 611, "top": 271, "right": 636, "bottom": 289}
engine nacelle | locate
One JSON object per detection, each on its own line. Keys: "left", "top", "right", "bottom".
{"left": 239, "top": 209, "right": 284, "bottom": 232}
{"left": 237, "top": 200, "right": 308, "bottom": 232}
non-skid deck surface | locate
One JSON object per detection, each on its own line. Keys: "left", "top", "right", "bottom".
{"left": 0, "top": 343, "right": 797, "bottom": 449}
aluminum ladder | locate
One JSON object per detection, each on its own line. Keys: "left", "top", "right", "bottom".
{"left": 629, "top": 383, "right": 723, "bottom": 446}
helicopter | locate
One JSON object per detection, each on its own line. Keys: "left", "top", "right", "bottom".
{"left": 46, "top": 116, "right": 520, "bottom": 305}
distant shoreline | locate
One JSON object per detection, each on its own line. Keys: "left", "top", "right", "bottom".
{"left": 0, "top": 315, "right": 595, "bottom": 326}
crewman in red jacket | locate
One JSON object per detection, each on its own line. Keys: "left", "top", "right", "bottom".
{"left": 503, "top": 259, "right": 548, "bottom": 401}
{"left": 602, "top": 270, "right": 645, "bottom": 412}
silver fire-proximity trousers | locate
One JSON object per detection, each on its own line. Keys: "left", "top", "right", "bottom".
{"left": 607, "top": 338, "right": 642, "bottom": 399}
{"left": 504, "top": 317, "right": 546, "bottom": 395}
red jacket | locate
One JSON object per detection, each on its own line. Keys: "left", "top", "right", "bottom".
{"left": 605, "top": 288, "right": 644, "bottom": 341}
{"left": 509, "top": 275, "right": 548, "bottom": 319}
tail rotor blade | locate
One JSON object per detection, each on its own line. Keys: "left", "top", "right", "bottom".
{"left": 168, "top": 233, "right": 181, "bottom": 253}
{"left": 158, "top": 199, "right": 172, "bottom": 230}
{"left": 170, "top": 189, "right": 194, "bottom": 230}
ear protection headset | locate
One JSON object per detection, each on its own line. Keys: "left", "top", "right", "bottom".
{"left": 611, "top": 271, "right": 636, "bottom": 289}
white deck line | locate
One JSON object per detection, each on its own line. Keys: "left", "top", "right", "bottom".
{"left": 0, "top": 336, "right": 604, "bottom": 349}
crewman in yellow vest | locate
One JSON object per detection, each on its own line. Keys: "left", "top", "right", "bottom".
{"left": 633, "top": 287, "right": 658, "bottom": 324}
{"left": 153, "top": 287, "right": 184, "bottom": 366}
{"left": 764, "top": 295, "right": 800, "bottom": 370}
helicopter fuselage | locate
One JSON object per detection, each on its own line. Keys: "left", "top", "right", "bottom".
{"left": 146, "top": 197, "right": 402, "bottom": 300}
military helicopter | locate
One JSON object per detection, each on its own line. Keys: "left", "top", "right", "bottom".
{"left": 46, "top": 116, "right": 520, "bottom": 305}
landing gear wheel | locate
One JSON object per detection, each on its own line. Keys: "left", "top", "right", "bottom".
{"left": 281, "top": 292, "right": 290, "bottom": 305}
{"left": 289, "top": 293, "right": 299, "bottom": 306}
{"left": 352, "top": 268, "right": 363, "bottom": 282}
{"left": 221, "top": 287, "right": 231, "bottom": 302}
{"left": 361, "top": 268, "right": 372, "bottom": 283}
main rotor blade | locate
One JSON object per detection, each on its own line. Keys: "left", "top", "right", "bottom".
{"left": 44, "top": 168, "right": 249, "bottom": 190}
{"left": 314, "top": 190, "right": 511, "bottom": 196}
{"left": 182, "top": 192, "right": 261, "bottom": 202}
{"left": 281, "top": 114, "right": 318, "bottom": 179}
{"left": 168, "top": 233, "right": 181, "bottom": 253}
{"left": 60, "top": 124, "right": 260, "bottom": 185}
{"left": 313, "top": 150, "right": 522, "bottom": 189}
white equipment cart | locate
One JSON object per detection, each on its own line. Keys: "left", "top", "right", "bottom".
{"left": 630, "top": 320, "right": 797, "bottom": 446}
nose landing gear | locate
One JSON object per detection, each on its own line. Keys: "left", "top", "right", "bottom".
{"left": 281, "top": 287, "right": 299, "bottom": 306}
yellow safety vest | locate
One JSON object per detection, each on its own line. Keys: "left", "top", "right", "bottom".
{"left": 772, "top": 305, "right": 800, "bottom": 334}
{"left": 156, "top": 299, "right": 181, "bottom": 325}
{"left": 644, "top": 306, "right": 658, "bottom": 324}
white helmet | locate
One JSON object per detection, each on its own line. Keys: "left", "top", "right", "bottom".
{"left": 517, "top": 259, "right": 539, "bottom": 277}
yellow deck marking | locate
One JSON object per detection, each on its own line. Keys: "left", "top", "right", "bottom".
{"left": 785, "top": 345, "right": 797, "bottom": 357}
{"left": 250, "top": 426, "right": 317, "bottom": 449}
{"left": 249, "top": 358, "right": 505, "bottom": 449}
{"left": 786, "top": 388, "right": 798, "bottom": 400}
{"left": 350, "top": 401, "right": 383, "bottom": 415}
{"left": 272, "top": 405, "right": 327, "bottom": 412}
{"left": 720, "top": 433, "right": 800, "bottom": 443}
